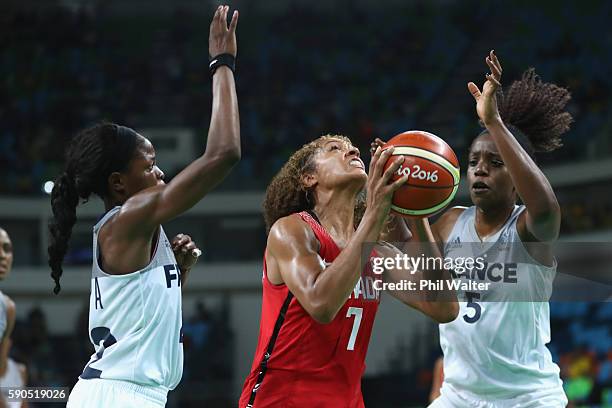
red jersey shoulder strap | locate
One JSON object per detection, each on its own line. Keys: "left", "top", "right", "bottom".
{"left": 297, "top": 211, "right": 340, "bottom": 261}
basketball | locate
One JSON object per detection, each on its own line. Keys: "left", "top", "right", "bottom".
{"left": 382, "top": 130, "right": 460, "bottom": 217}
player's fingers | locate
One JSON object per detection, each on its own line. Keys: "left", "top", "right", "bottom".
{"left": 370, "top": 138, "right": 385, "bottom": 153}
{"left": 490, "top": 50, "right": 502, "bottom": 74}
{"left": 369, "top": 146, "right": 382, "bottom": 172}
{"left": 374, "top": 147, "right": 395, "bottom": 179}
{"left": 486, "top": 74, "right": 501, "bottom": 89}
{"left": 176, "top": 235, "right": 192, "bottom": 248}
{"left": 171, "top": 234, "right": 184, "bottom": 246}
{"left": 381, "top": 156, "right": 404, "bottom": 184}
{"left": 214, "top": 5, "right": 222, "bottom": 24}
{"left": 229, "top": 9, "right": 239, "bottom": 32}
{"left": 223, "top": 5, "right": 230, "bottom": 29}
{"left": 183, "top": 242, "right": 197, "bottom": 252}
{"left": 467, "top": 82, "right": 481, "bottom": 100}
{"left": 389, "top": 174, "right": 410, "bottom": 192}
{"left": 486, "top": 56, "right": 501, "bottom": 80}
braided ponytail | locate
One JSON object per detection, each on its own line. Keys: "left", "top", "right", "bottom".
{"left": 47, "top": 122, "right": 141, "bottom": 293}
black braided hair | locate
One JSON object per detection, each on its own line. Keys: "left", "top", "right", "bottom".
{"left": 482, "top": 68, "right": 573, "bottom": 158}
{"left": 48, "top": 122, "right": 141, "bottom": 294}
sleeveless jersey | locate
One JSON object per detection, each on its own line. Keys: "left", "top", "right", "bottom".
{"left": 439, "top": 205, "right": 564, "bottom": 399}
{"left": 239, "top": 211, "right": 380, "bottom": 408}
{"left": 0, "top": 358, "right": 25, "bottom": 408}
{"left": 0, "top": 291, "right": 6, "bottom": 339}
{"left": 80, "top": 206, "right": 183, "bottom": 391}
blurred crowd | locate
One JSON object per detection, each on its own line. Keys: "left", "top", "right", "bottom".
{"left": 1, "top": 0, "right": 612, "bottom": 195}
{"left": 551, "top": 303, "right": 612, "bottom": 407}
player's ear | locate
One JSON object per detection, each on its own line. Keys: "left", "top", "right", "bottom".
{"left": 301, "top": 173, "right": 317, "bottom": 190}
{"left": 108, "top": 172, "right": 127, "bottom": 197}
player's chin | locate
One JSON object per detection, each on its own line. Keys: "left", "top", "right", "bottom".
{"left": 470, "top": 192, "right": 498, "bottom": 210}
{"left": 351, "top": 170, "right": 368, "bottom": 185}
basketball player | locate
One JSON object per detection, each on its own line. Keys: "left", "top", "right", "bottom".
{"left": 428, "top": 51, "right": 571, "bottom": 406}
{"left": 49, "top": 6, "right": 240, "bottom": 407}
{"left": 239, "top": 136, "right": 458, "bottom": 407}
{"left": 0, "top": 228, "right": 19, "bottom": 408}
{"left": 0, "top": 340, "right": 28, "bottom": 408}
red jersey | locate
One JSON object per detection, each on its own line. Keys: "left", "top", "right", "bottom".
{"left": 239, "top": 211, "right": 380, "bottom": 408}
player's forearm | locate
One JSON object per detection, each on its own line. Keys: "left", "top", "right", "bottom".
{"left": 407, "top": 219, "right": 458, "bottom": 321}
{"left": 180, "top": 267, "right": 191, "bottom": 287}
{"left": 312, "top": 211, "right": 383, "bottom": 323}
{"left": 207, "top": 66, "right": 241, "bottom": 163}
{"left": 485, "top": 120, "right": 560, "bottom": 230}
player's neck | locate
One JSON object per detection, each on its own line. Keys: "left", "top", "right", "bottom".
{"left": 312, "top": 188, "right": 357, "bottom": 241}
{"left": 474, "top": 204, "right": 514, "bottom": 238}
{"left": 104, "top": 196, "right": 124, "bottom": 211}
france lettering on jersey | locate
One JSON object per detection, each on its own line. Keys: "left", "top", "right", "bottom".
{"left": 80, "top": 206, "right": 183, "bottom": 391}
{"left": 439, "top": 205, "right": 564, "bottom": 399}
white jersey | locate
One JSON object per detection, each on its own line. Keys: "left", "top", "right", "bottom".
{"left": 0, "top": 358, "right": 25, "bottom": 408}
{"left": 80, "top": 206, "right": 183, "bottom": 391}
{"left": 439, "top": 205, "right": 564, "bottom": 399}
{"left": 0, "top": 290, "right": 6, "bottom": 339}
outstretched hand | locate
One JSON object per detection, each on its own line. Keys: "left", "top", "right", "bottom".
{"left": 468, "top": 50, "right": 503, "bottom": 126}
{"left": 370, "top": 138, "right": 386, "bottom": 156}
{"left": 209, "top": 5, "right": 239, "bottom": 57}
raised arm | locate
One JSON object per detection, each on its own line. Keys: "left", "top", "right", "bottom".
{"left": 118, "top": 6, "right": 241, "bottom": 231}
{"left": 468, "top": 50, "right": 560, "bottom": 241}
{"left": 267, "top": 147, "right": 408, "bottom": 323}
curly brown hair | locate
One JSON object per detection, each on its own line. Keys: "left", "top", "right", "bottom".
{"left": 263, "top": 135, "right": 366, "bottom": 233}
{"left": 496, "top": 68, "right": 573, "bottom": 153}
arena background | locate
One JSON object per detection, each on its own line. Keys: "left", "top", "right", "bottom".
{"left": 1, "top": 0, "right": 611, "bottom": 406}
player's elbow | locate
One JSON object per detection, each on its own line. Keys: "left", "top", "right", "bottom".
{"left": 216, "top": 146, "right": 241, "bottom": 168}
{"left": 309, "top": 303, "right": 337, "bottom": 324}
{"left": 433, "top": 302, "right": 459, "bottom": 323}
{"left": 425, "top": 301, "right": 458, "bottom": 323}
{"left": 312, "top": 312, "right": 335, "bottom": 324}
{"left": 203, "top": 148, "right": 241, "bottom": 176}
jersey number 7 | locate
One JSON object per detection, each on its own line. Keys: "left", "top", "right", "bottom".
{"left": 346, "top": 307, "right": 363, "bottom": 351}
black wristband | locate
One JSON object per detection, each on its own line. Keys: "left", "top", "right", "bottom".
{"left": 209, "top": 53, "right": 235, "bottom": 76}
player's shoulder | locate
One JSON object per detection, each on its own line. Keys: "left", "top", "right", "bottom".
{"left": 268, "top": 214, "right": 317, "bottom": 252}
{"left": 3, "top": 294, "right": 15, "bottom": 315}
{"left": 439, "top": 206, "right": 468, "bottom": 223}
{"left": 432, "top": 206, "right": 468, "bottom": 242}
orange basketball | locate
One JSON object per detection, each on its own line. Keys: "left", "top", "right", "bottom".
{"left": 382, "top": 130, "right": 460, "bottom": 217}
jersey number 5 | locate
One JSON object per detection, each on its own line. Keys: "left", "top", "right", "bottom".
{"left": 346, "top": 307, "right": 363, "bottom": 351}
{"left": 463, "top": 292, "right": 482, "bottom": 323}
